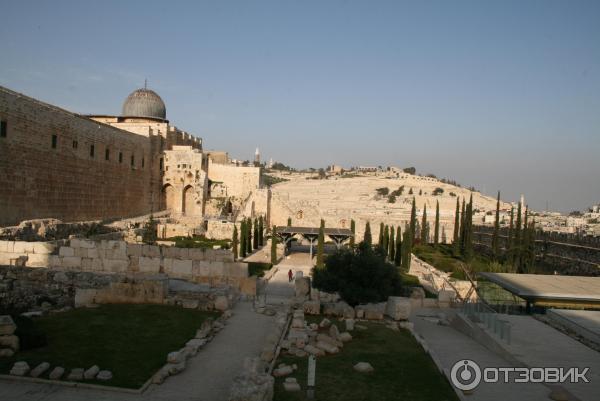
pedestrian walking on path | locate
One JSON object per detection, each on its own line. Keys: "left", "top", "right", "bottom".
{"left": 288, "top": 269, "right": 293, "bottom": 282}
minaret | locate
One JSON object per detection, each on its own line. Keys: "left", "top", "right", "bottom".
{"left": 254, "top": 147, "right": 260, "bottom": 165}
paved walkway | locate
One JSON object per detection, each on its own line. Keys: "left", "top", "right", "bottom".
{"left": 0, "top": 301, "right": 277, "bottom": 401}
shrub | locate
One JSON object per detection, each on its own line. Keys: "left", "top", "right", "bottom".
{"left": 432, "top": 187, "right": 444, "bottom": 196}
{"left": 376, "top": 187, "right": 389, "bottom": 196}
{"left": 388, "top": 194, "right": 396, "bottom": 203}
{"left": 13, "top": 315, "right": 47, "bottom": 350}
{"left": 248, "top": 262, "right": 272, "bottom": 277}
{"left": 312, "top": 242, "right": 403, "bottom": 306}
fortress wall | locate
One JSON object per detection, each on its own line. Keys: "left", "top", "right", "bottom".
{"left": 0, "top": 87, "right": 159, "bottom": 226}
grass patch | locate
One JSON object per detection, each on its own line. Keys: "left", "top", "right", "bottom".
{"left": 273, "top": 317, "right": 458, "bottom": 401}
{"left": 248, "top": 262, "right": 272, "bottom": 277}
{"left": 413, "top": 244, "right": 491, "bottom": 279}
{"left": 0, "top": 304, "right": 218, "bottom": 388}
{"left": 167, "top": 235, "right": 231, "bottom": 249}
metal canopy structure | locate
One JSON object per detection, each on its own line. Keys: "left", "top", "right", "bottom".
{"left": 275, "top": 226, "right": 354, "bottom": 258}
{"left": 479, "top": 272, "right": 600, "bottom": 309}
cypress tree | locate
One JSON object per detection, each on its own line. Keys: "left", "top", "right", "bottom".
{"left": 464, "top": 195, "right": 474, "bottom": 261}
{"left": 453, "top": 198, "right": 460, "bottom": 256}
{"left": 514, "top": 202, "right": 522, "bottom": 267}
{"left": 270, "top": 226, "right": 278, "bottom": 264}
{"left": 389, "top": 226, "right": 395, "bottom": 261}
{"left": 420, "top": 204, "right": 428, "bottom": 244}
{"left": 246, "top": 218, "right": 252, "bottom": 253}
{"left": 316, "top": 219, "right": 325, "bottom": 268}
{"left": 394, "top": 226, "right": 402, "bottom": 266}
{"left": 434, "top": 200, "right": 440, "bottom": 245}
{"left": 409, "top": 198, "right": 417, "bottom": 244}
{"left": 287, "top": 217, "right": 292, "bottom": 226}
{"left": 378, "top": 222, "right": 385, "bottom": 247}
{"left": 384, "top": 225, "right": 390, "bottom": 254}
{"left": 253, "top": 218, "right": 259, "bottom": 249}
{"left": 492, "top": 191, "right": 500, "bottom": 260}
{"left": 240, "top": 220, "right": 247, "bottom": 258}
{"left": 364, "top": 221, "right": 372, "bottom": 245}
{"left": 459, "top": 198, "right": 466, "bottom": 255}
{"left": 402, "top": 227, "right": 412, "bottom": 269}
{"left": 350, "top": 219, "right": 356, "bottom": 247}
{"left": 232, "top": 225, "right": 239, "bottom": 260}
{"left": 258, "top": 216, "right": 264, "bottom": 246}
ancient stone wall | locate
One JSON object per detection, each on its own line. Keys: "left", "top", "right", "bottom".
{"left": 0, "top": 86, "right": 160, "bottom": 226}
{"left": 207, "top": 160, "right": 260, "bottom": 199}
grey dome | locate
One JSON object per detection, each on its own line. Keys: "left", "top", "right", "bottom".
{"left": 121, "top": 88, "right": 166, "bottom": 119}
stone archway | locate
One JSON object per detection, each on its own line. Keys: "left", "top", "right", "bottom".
{"left": 161, "top": 184, "right": 177, "bottom": 212}
{"left": 182, "top": 185, "right": 195, "bottom": 216}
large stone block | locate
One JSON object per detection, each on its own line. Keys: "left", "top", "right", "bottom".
{"left": 59, "top": 247, "right": 75, "bottom": 257}
{"left": 295, "top": 277, "right": 310, "bottom": 297}
{"left": 62, "top": 256, "right": 82, "bottom": 269}
{"left": 126, "top": 243, "right": 142, "bottom": 257}
{"left": 142, "top": 245, "right": 161, "bottom": 258}
{"left": 225, "top": 262, "right": 248, "bottom": 277}
{"left": 26, "top": 253, "right": 51, "bottom": 268}
{"left": 71, "top": 239, "right": 96, "bottom": 249}
{"left": 209, "top": 261, "right": 226, "bottom": 276}
{"left": 385, "top": 297, "right": 411, "bottom": 321}
{"left": 13, "top": 241, "right": 35, "bottom": 254}
{"left": 32, "top": 242, "right": 56, "bottom": 254}
{"left": 171, "top": 259, "right": 193, "bottom": 277}
{"left": 139, "top": 256, "right": 161, "bottom": 274}
{"left": 192, "top": 260, "right": 211, "bottom": 277}
{"left": 188, "top": 248, "right": 207, "bottom": 261}
{"left": 214, "top": 295, "right": 229, "bottom": 311}
{"left": 102, "top": 259, "right": 129, "bottom": 272}
{"left": 0, "top": 316, "right": 17, "bottom": 335}
{"left": 438, "top": 290, "right": 456, "bottom": 308}
{"left": 75, "top": 289, "right": 97, "bottom": 307}
{"left": 303, "top": 300, "right": 320, "bottom": 315}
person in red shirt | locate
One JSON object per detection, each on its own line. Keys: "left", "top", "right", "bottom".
{"left": 288, "top": 269, "right": 293, "bottom": 282}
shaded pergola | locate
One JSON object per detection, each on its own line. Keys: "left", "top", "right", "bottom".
{"left": 275, "top": 226, "right": 354, "bottom": 259}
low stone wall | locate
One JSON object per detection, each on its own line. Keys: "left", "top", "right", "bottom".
{"left": 0, "top": 239, "right": 252, "bottom": 293}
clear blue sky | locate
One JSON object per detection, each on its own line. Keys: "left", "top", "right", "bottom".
{"left": 1, "top": 0, "right": 599, "bottom": 212}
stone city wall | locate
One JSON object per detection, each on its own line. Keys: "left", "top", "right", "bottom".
{"left": 207, "top": 160, "right": 260, "bottom": 199}
{"left": 0, "top": 239, "right": 252, "bottom": 290}
{"left": 0, "top": 86, "right": 159, "bottom": 226}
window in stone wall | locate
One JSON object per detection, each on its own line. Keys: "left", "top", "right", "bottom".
{"left": 105, "top": 149, "right": 110, "bottom": 161}
{"left": 51, "top": 134, "right": 57, "bottom": 149}
{"left": 142, "top": 157, "right": 145, "bottom": 168}
{"left": 131, "top": 155, "right": 135, "bottom": 167}
{"left": 90, "top": 144, "right": 95, "bottom": 158}
{"left": 119, "top": 152, "right": 123, "bottom": 163}
{"left": 159, "top": 158, "right": 164, "bottom": 170}
{"left": 0, "top": 121, "right": 7, "bottom": 138}
{"left": 72, "top": 140, "right": 78, "bottom": 149}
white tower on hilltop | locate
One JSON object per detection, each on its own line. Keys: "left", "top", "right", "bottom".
{"left": 254, "top": 147, "right": 260, "bottom": 165}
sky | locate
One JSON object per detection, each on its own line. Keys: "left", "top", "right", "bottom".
{"left": 1, "top": 0, "right": 599, "bottom": 213}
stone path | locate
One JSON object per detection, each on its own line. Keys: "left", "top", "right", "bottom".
{"left": 262, "top": 251, "right": 314, "bottom": 305}
{"left": 0, "top": 301, "right": 277, "bottom": 401}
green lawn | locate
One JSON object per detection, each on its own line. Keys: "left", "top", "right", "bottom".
{"left": 273, "top": 318, "right": 459, "bottom": 401}
{"left": 0, "top": 304, "right": 219, "bottom": 388}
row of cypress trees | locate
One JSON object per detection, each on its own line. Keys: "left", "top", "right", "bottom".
{"left": 452, "top": 195, "right": 475, "bottom": 260}
{"left": 232, "top": 216, "right": 265, "bottom": 259}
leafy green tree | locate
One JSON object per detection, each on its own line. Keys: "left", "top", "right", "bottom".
{"left": 142, "top": 215, "right": 158, "bottom": 245}
{"left": 232, "top": 225, "right": 239, "bottom": 260}
{"left": 389, "top": 226, "right": 395, "bottom": 261}
{"left": 364, "top": 221, "right": 372, "bottom": 245}
{"left": 434, "top": 200, "right": 440, "bottom": 245}
{"left": 240, "top": 220, "right": 247, "bottom": 258}
{"left": 312, "top": 242, "right": 402, "bottom": 306}
{"left": 452, "top": 198, "right": 460, "bottom": 256}
{"left": 420, "top": 204, "right": 428, "bottom": 244}
{"left": 271, "top": 226, "right": 278, "bottom": 264}
{"left": 394, "top": 226, "right": 402, "bottom": 266}
{"left": 350, "top": 219, "right": 356, "bottom": 247}
{"left": 492, "top": 191, "right": 500, "bottom": 259}
{"left": 316, "top": 219, "right": 325, "bottom": 268}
